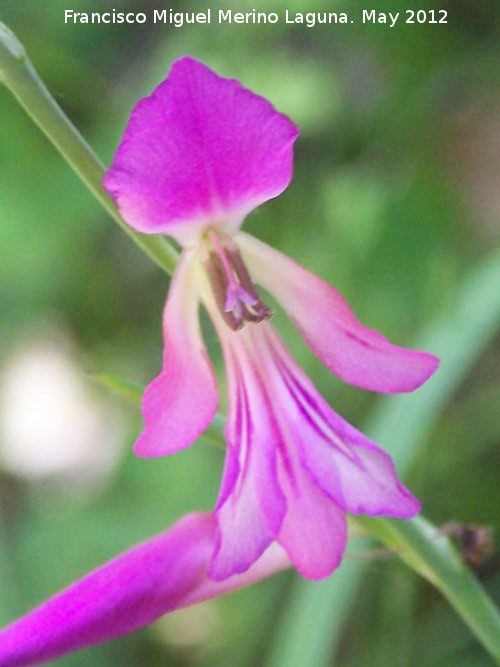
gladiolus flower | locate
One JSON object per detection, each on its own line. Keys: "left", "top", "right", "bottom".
{"left": 0, "top": 56, "right": 439, "bottom": 666}
{"left": 103, "top": 56, "right": 438, "bottom": 579}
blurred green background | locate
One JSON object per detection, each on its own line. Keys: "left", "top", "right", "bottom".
{"left": 0, "top": 0, "right": 498, "bottom": 665}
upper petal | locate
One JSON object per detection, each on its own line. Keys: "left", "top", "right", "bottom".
{"left": 103, "top": 57, "right": 299, "bottom": 245}
{"left": 0, "top": 513, "right": 290, "bottom": 667}
{"left": 238, "top": 232, "right": 439, "bottom": 393}
{"left": 134, "top": 248, "right": 218, "bottom": 457}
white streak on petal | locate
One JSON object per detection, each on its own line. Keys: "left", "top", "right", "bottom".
{"left": 261, "top": 325, "right": 420, "bottom": 518}
{"left": 204, "top": 292, "right": 419, "bottom": 581}
{"left": 203, "top": 303, "right": 286, "bottom": 581}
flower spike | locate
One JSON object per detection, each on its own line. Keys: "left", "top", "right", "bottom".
{"left": 102, "top": 55, "right": 439, "bottom": 576}
{"left": 0, "top": 56, "right": 440, "bottom": 664}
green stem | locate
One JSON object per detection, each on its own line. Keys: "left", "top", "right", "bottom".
{"left": 355, "top": 515, "right": 500, "bottom": 663}
{"left": 0, "top": 21, "right": 178, "bottom": 275}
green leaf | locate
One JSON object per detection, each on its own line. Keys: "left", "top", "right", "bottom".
{"left": 89, "top": 373, "right": 143, "bottom": 406}
{"left": 356, "top": 516, "right": 500, "bottom": 663}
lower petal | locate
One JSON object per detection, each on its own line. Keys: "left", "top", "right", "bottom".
{"left": 210, "top": 469, "right": 280, "bottom": 581}
{"left": 277, "top": 450, "right": 347, "bottom": 579}
{"left": 134, "top": 248, "right": 218, "bottom": 457}
{"left": 208, "top": 333, "right": 286, "bottom": 581}
{"left": 238, "top": 232, "right": 439, "bottom": 394}
{"left": 260, "top": 324, "right": 420, "bottom": 519}
{"left": 302, "top": 415, "right": 421, "bottom": 518}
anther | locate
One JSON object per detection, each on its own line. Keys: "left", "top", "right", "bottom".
{"left": 202, "top": 232, "right": 273, "bottom": 330}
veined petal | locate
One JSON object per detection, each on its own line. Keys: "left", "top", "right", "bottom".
{"left": 208, "top": 327, "right": 286, "bottom": 581}
{"left": 134, "top": 248, "right": 217, "bottom": 457}
{"left": 103, "top": 57, "right": 299, "bottom": 245}
{"left": 0, "top": 513, "right": 290, "bottom": 667}
{"left": 261, "top": 325, "right": 420, "bottom": 519}
{"left": 238, "top": 232, "right": 439, "bottom": 393}
{"left": 203, "top": 312, "right": 419, "bottom": 580}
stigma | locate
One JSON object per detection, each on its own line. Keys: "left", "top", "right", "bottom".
{"left": 201, "top": 231, "right": 273, "bottom": 330}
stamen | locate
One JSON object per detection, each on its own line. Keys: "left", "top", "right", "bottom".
{"left": 202, "top": 231, "right": 273, "bottom": 331}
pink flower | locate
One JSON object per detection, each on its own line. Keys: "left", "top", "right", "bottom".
{"left": 0, "top": 56, "right": 439, "bottom": 667}
{"left": 0, "top": 513, "right": 289, "bottom": 667}
{"left": 103, "top": 57, "right": 439, "bottom": 580}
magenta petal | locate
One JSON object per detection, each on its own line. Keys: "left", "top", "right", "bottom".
{"left": 277, "top": 451, "right": 347, "bottom": 579}
{"left": 305, "top": 428, "right": 422, "bottom": 519}
{"left": 296, "top": 399, "right": 421, "bottom": 518}
{"left": 205, "top": 315, "right": 419, "bottom": 581}
{"left": 103, "top": 57, "right": 299, "bottom": 244}
{"left": 134, "top": 248, "right": 217, "bottom": 457}
{"left": 262, "top": 327, "right": 421, "bottom": 519}
{"left": 0, "top": 514, "right": 290, "bottom": 667}
{"left": 239, "top": 232, "right": 439, "bottom": 393}
{"left": 208, "top": 331, "right": 286, "bottom": 581}
{"left": 0, "top": 514, "right": 213, "bottom": 667}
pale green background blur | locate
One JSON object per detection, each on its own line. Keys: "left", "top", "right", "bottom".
{"left": 0, "top": 0, "right": 499, "bottom": 665}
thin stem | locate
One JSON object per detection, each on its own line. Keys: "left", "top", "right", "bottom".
{"left": 355, "top": 515, "right": 500, "bottom": 663}
{"left": 0, "top": 21, "right": 178, "bottom": 275}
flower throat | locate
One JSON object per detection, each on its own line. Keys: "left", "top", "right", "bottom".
{"left": 202, "top": 231, "right": 273, "bottom": 331}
